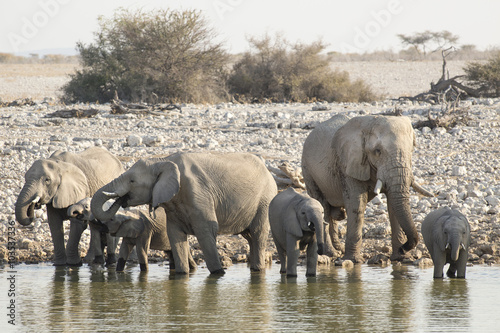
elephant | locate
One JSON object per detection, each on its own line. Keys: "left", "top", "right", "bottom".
{"left": 69, "top": 197, "right": 197, "bottom": 272}
{"left": 421, "top": 207, "right": 471, "bottom": 278}
{"left": 269, "top": 187, "right": 327, "bottom": 277}
{"left": 90, "top": 152, "right": 278, "bottom": 275}
{"left": 67, "top": 197, "right": 119, "bottom": 266}
{"left": 301, "top": 114, "right": 434, "bottom": 263}
{"left": 15, "top": 147, "right": 124, "bottom": 266}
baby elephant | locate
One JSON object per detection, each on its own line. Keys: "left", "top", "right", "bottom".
{"left": 67, "top": 197, "right": 118, "bottom": 266}
{"left": 421, "top": 207, "right": 471, "bottom": 278}
{"left": 104, "top": 207, "right": 197, "bottom": 272}
{"left": 269, "top": 188, "right": 327, "bottom": 277}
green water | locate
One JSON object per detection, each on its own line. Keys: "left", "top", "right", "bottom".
{"left": 1, "top": 262, "right": 499, "bottom": 332}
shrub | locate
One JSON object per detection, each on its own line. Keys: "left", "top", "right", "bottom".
{"left": 228, "top": 34, "right": 378, "bottom": 103}
{"left": 63, "top": 8, "right": 228, "bottom": 103}
{"left": 464, "top": 52, "right": 500, "bottom": 97}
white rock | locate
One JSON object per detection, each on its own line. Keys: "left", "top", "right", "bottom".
{"left": 127, "top": 135, "right": 142, "bottom": 147}
{"left": 452, "top": 166, "right": 467, "bottom": 176}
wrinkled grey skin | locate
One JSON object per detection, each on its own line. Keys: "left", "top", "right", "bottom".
{"left": 91, "top": 152, "right": 277, "bottom": 275}
{"left": 15, "top": 147, "right": 124, "bottom": 266}
{"left": 421, "top": 207, "right": 471, "bottom": 278}
{"left": 67, "top": 197, "right": 118, "bottom": 266}
{"left": 302, "top": 115, "right": 434, "bottom": 263}
{"left": 269, "top": 188, "right": 326, "bottom": 277}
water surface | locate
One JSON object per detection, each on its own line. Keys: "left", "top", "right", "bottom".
{"left": 1, "top": 262, "right": 499, "bottom": 332}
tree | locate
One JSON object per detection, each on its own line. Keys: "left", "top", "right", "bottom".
{"left": 464, "top": 52, "right": 500, "bottom": 97}
{"left": 63, "top": 8, "right": 228, "bottom": 103}
{"left": 397, "top": 30, "right": 459, "bottom": 58}
{"left": 228, "top": 34, "right": 378, "bottom": 103}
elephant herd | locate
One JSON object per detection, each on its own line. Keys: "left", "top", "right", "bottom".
{"left": 15, "top": 114, "right": 471, "bottom": 278}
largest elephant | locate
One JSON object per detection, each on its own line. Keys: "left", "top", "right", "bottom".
{"left": 302, "top": 114, "right": 433, "bottom": 263}
{"left": 15, "top": 147, "right": 124, "bottom": 265}
{"left": 91, "top": 152, "right": 277, "bottom": 275}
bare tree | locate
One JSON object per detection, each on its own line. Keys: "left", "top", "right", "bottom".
{"left": 398, "top": 30, "right": 459, "bottom": 59}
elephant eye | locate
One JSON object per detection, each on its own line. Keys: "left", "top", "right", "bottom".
{"left": 45, "top": 177, "right": 51, "bottom": 184}
{"left": 374, "top": 148, "right": 381, "bottom": 156}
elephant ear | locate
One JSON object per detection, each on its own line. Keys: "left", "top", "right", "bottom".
{"left": 435, "top": 215, "right": 449, "bottom": 252}
{"left": 284, "top": 208, "right": 303, "bottom": 238}
{"left": 152, "top": 161, "right": 181, "bottom": 208}
{"left": 53, "top": 161, "right": 89, "bottom": 209}
{"left": 333, "top": 119, "right": 370, "bottom": 181}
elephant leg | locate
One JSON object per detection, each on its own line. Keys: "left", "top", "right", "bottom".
{"left": 305, "top": 241, "right": 318, "bottom": 277}
{"left": 432, "top": 250, "right": 446, "bottom": 279}
{"left": 66, "top": 218, "right": 86, "bottom": 266}
{"left": 88, "top": 226, "right": 105, "bottom": 264}
{"left": 193, "top": 220, "right": 225, "bottom": 275}
{"left": 47, "top": 206, "right": 67, "bottom": 266}
{"left": 137, "top": 235, "right": 152, "bottom": 271}
{"left": 276, "top": 243, "right": 287, "bottom": 274}
{"left": 285, "top": 234, "right": 300, "bottom": 277}
{"left": 455, "top": 251, "right": 467, "bottom": 278}
{"left": 387, "top": 204, "right": 408, "bottom": 261}
{"left": 343, "top": 187, "right": 368, "bottom": 263}
{"left": 116, "top": 240, "right": 135, "bottom": 272}
{"left": 167, "top": 221, "right": 191, "bottom": 274}
{"left": 327, "top": 206, "right": 345, "bottom": 253}
{"left": 105, "top": 233, "right": 118, "bottom": 266}
{"left": 246, "top": 208, "right": 270, "bottom": 272}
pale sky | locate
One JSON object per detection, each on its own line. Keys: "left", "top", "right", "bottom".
{"left": 1, "top": 0, "right": 499, "bottom": 55}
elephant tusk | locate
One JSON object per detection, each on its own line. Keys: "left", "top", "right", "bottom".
{"left": 102, "top": 191, "right": 119, "bottom": 197}
{"left": 374, "top": 179, "right": 383, "bottom": 195}
{"left": 446, "top": 243, "right": 451, "bottom": 250}
{"left": 323, "top": 221, "right": 329, "bottom": 226}
{"left": 411, "top": 180, "right": 434, "bottom": 197}
{"left": 461, "top": 243, "right": 466, "bottom": 250}
{"left": 32, "top": 196, "right": 40, "bottom": 204}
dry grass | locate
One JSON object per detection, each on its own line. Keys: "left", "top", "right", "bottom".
{"left": 0, "top": 63, "right": 79, "bottom": 77}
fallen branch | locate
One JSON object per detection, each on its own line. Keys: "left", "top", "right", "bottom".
{"left": 111, "top": 93, "right": 182, "bottom": 116}
{"left": 268, "top": 162, "right": 306, "bottom": 189}
{"left": 45, "top": 108, "right": 99, "bottom": 118}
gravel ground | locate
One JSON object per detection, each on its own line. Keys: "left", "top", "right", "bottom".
{"left": 0, "top": 61, "right": 499, "bottom": 269}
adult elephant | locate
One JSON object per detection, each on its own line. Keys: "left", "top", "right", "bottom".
{"left": 302, "top": 114, "right": 433, "bottom": 263}
{"left": 15, "top": 147, "right": 124, "bottom": 266}
{"left": 91, "top": 152, "right": 277, "bottom": 275}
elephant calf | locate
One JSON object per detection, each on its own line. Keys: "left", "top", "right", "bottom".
{"left": 104, "top": 207, "right": 197, "bottom": 272}
{"left": 269, "top": 188, "right": 327, "bottom": 277}
{"left": 71, "top": 197, "right": 196, "bottom": 272}
{"left": 68, "top": 197, "right": 118, "bottom": 266}
{"left": 421, "top": 207, "right": 471, "bottom": 278}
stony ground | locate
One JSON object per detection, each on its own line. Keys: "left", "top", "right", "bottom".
{"left": 0, "top": 61, "right": 499, "bottom": 270}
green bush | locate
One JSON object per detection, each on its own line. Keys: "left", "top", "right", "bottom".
{"left": 228, "top": 35, "right": 378, "bottom": 103}
{"left": 464, "top": 52, "right": 500, "bottom": 97}
{"left": 63, "top": 8, "right": 228, "bottom": 103}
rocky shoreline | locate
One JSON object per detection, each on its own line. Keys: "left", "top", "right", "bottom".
{"left": 1, "top": 97, "right": 499, "bottom": 269}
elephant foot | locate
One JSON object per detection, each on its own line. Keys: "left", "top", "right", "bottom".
{"left": 279, "top": 269, "right": 286, "bottom": 274}
{"left": 93, "top": 255, "right": 105, "bottom": 265}
{"left": 116, "top": 258, "right": 126, "bottom": 272}
{"left": 446, "top": 269, "right": 457, "bottom": 278}
{"left": 210, "top": 268, "right": 226, "bottom": 275}
{"left": 106, "top": 254, "right": 117, "bottom": 266}
{"left": 342, "top": 254, "right": 365, "bottom": 264}
{"left": 286, "top": 273, "right": 298, "bottom": 278}
{"left": 305, "top": 273, "right": 316, "bottom": 277}
{"left": 139, "top": 263, "right": 148, "bottom": 272}
{"left": 53, "top": 262, "right": 67, "bottom": 267}
{"left": 66, "top": 261, "right": 83, "bottom": 267}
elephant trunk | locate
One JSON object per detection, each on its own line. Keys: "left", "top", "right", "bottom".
{"left": 15, "top": 185, "right": 41, "bottom": 226}
{"left": 385, "top": 167, "right": 418, "bottom": 254}
{"left": 313, "top": 217, "right": 326, "bottom": 256}
{"left": 91, "top": 182, "right": 123, "bottom": 222}
{"left": 446, "top": 233, "right": 462, "bottom": 262}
